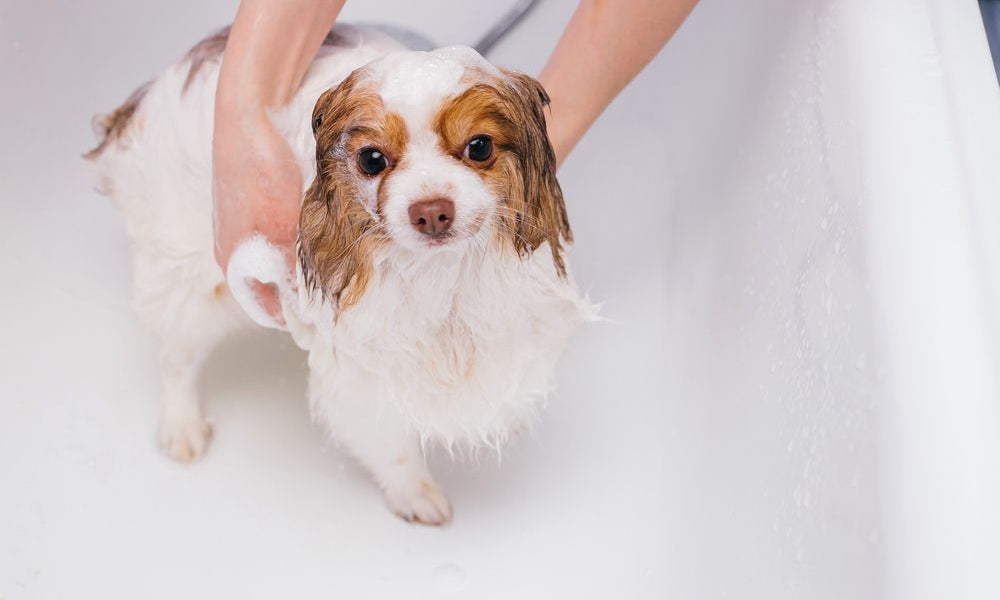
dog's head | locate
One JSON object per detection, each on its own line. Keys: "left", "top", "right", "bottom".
{"left": 298, "top": 47, "right": 570, "bottom": 308}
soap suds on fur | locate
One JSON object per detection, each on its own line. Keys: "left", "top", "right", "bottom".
{"left": 368, "top": 46, "right": 496, "bottom": 125}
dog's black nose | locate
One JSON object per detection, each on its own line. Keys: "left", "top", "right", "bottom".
{"left": 408, "top": 198, "right": 455, "bottom": 236}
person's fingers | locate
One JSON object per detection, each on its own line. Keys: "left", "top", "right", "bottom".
{"left": 251, "top": 280, "right": 286, "bottom": 326}
{"left": 283, "top": 244, "right": 297, "bottom": 275}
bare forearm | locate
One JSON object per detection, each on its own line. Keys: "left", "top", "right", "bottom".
{"left": 211, "top": 0, "right": 344, "bottom": 297}
{"left": 216, "top": 0, "right": 345, "bottom": 114}
{"left": 539, "top": 0, "right": 698, "bottom": 165}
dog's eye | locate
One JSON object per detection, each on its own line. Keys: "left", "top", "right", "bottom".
{"left": 357, "top": 148, "right": 388, "bottom": 176}
{"left": 464, "top": 136, "right": 493, "bottom": 162}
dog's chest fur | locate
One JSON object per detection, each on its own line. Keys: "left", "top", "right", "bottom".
{"left": 294, "top": 242, "right": 591, "bottom": 447}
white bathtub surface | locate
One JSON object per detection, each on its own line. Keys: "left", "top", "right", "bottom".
{"left": 2, "top": 1, "right": 999, "bottom": 598}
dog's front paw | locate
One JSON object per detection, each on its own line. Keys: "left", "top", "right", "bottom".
{"left": 158, "top": 413, "right": 213, "bottom": 463}
{"left": 385, "top": 479, "right": 453, "bottom": 525}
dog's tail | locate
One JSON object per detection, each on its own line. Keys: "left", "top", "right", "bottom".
{"left": 83, "top": 80, "right": 151, "bottom": 161}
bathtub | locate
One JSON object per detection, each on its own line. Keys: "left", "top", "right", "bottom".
{"left": 576, "top": 0, "right": 1000, "bottom": 597}
{"left": 1, "top": 0, "right": 999, "bottom": 598}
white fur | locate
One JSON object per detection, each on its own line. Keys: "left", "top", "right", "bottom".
{"left": 91, "top": 25, "right": 595, "bottom": 524}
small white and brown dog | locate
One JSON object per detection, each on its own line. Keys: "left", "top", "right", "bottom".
{"left": 87, "top": 25, "right": 594, "bottom": 525}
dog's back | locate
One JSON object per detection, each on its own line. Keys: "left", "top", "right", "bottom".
{"left": 87, "top": 24, "right": 399, "bottom": 277}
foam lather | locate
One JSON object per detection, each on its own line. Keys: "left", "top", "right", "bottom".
{"left": 225, "top": 235, "right": 295, "bottom": 331}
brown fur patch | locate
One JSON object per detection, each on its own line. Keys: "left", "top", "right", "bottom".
{"left": 84, "top": 80, "right": 151, "bottom": 160}
{"left": 181, "top": 24, "right": 353, "bottom": 94}
{"left": 433, "top": 71, "right": 571, "bottom": 275}
{"left": 298, "top": 71, "right": 408, "bottom": 310}
{"left": 86, "top": 24, "right": 354, "bottom": 160}
{"left": 182, "top": 26, "right": 230, "bottom": 93}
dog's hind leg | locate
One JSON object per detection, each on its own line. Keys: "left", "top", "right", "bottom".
{"left": 132, "top": 250, "right": 246, "bottom": 463}
{"left": 156, "top": 336, "right": 217, "bottom": 463}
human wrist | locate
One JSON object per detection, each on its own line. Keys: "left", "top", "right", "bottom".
{"left": 213, "top": 84, "right": 273, "bottom": 144}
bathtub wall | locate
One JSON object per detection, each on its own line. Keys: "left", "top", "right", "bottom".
{"left": 841, "top": 2, "right": 1000, "bottom": 598}
{"left": 2, "top": 0, "right": 998, "bottom": 597}
{"left": 542, "top": 0, "right": 1000, "bottom": 597}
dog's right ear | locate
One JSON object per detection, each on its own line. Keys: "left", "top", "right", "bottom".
{"left": 309, "top": 71, "right": 367, "bottom": 151}
{"left": 311, "top": 88, "right": 335, "bottom": 136}
{"left": 299, "top": 77, "right": 383, "bottom": 311}
{"left": 297, "top": 163, "right": 381, "bottom": 312}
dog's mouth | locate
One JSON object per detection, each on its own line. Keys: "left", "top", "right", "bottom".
{"left": 424, "top": 232, "right": 455, "bottom": 247}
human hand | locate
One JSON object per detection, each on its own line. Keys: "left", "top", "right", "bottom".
{"left": 211, "top": 0, "right": 345, "bottom": 324}
{"left": 212, "top": 106, "right": 301, "bottom": 324}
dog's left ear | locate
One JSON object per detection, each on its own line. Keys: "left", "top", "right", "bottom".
{"left": 497, "top": 70, "right": 572, "bottom": 276}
